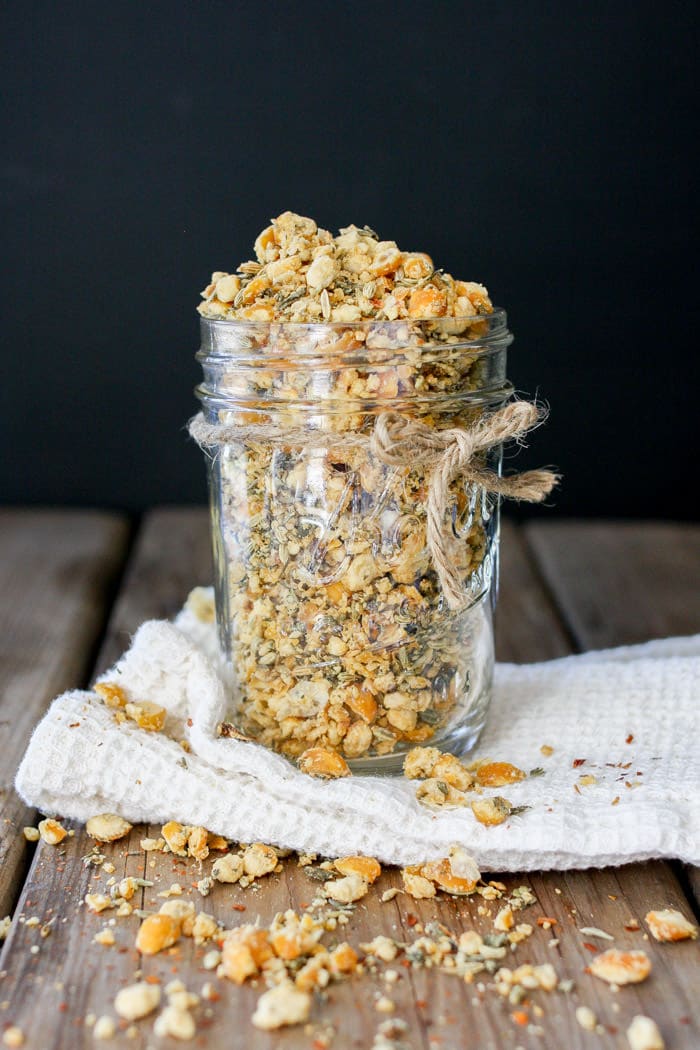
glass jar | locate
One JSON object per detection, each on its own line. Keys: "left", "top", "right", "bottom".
{"left": 194, "top": 311, "right": 514, "bottom": 774}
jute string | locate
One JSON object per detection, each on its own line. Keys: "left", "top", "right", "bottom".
{"left": 189, "top": 401, "right": 558, "bottom": 610}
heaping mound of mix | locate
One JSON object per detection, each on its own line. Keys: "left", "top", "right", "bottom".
{"left": 198, "top": 211, "right": 493, "bottom": 324}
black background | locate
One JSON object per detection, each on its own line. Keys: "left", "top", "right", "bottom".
{"left": 2, "top": 2, "right": 697, "bottom": 518}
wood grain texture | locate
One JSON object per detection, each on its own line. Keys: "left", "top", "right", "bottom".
{"left": 0, "top": 509, "right": 129, "bottom": 917}
{"left": 525, "top": 521, "right": 700, "bottom": 649}
{"left": 496, "top": 521, "right": 571, "bottom": 663}
{"left": 93, "top": 506, "right": 212, "bottom": 675}
{"left": 1, "top": 514, "right": 698, "bottom": 1050}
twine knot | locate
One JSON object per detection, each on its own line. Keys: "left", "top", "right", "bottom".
{"left": 371, "top": 401, "right": 558, "bottom": 609}
{"left": 189, "top": 400, "right": 558, "bottom": 611}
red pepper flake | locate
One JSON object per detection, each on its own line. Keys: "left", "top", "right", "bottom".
{"left": 232, "top": 904, "right": 246, "bottom": 912}
{"left": 68, "top": 722, "right": 81, "bottom": 728}
{"left": 624, "top": 919, "right": 640, "bottom": 931}
{"left": 536, "top": 916, "right": 558, "bottom": 926}
{"left": 406, "top": 913, "right": 418, "bottom": 927}
{"left": 625, "top": 733, "right": 634, "bottom": 744}
{"left": 144, "top": 974, "right": 161, "bottom": 984}
{"left": 573, "top": 758, "right": 586, "bottom": 768}
{"left": 416, "top": 1000, "right": 427, "bottom": 1009}
{"left": 611, "top": 796, "right": 620, "bottom": 806}
{"left": 58, "top": 1002, "right": 68, "bottom": 1012}
{"left": 187, "top": 718, "right": 193, "bottom": 727}
{"left": 582, "top": 942, "right": 598, "bottom": 953}
{"left": 512, "top": 1010, "right": 529, "bottom": 1026}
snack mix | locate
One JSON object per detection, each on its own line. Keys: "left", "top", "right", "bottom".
{"left": 196, "top": 212, "right": 514, "bottom": 766}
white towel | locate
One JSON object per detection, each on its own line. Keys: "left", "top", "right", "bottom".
{"left": 15, "top": 593, "right": 700, "bottom": 870}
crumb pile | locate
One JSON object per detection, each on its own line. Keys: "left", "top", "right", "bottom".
{"left": 198, "top": 211, "right": 493, "bottom": 324}
{"left": 2, "top": 814, "right": 695, "bottom": 1046}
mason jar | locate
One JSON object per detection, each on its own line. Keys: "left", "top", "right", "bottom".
{"left": 193, "top": 311, "right": 514, "bottom": 773}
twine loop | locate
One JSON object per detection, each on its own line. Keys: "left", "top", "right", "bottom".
{"left": 189, "top": 401, "right": 558, "bottom": 610}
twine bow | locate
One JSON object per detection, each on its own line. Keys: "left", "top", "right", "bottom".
{"left": 371, "top": 401, "right": 558, "bottom": 609}
{"left": 188, "top": 400, "right": 558, "bottom": 611}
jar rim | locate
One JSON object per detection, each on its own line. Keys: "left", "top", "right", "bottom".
{"left": 197, "top": 307, "right": 512, "bottom": 365}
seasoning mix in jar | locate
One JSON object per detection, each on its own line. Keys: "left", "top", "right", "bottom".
{"left": 191, "top": 213, "right": 555, "bottom": 773}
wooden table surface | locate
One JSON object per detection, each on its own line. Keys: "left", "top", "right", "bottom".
{"left": 0, "top": 510, "right": 698, "bottom": 1050}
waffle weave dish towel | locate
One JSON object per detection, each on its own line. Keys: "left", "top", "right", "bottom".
{"left": 15, "top": 591, "right": 700, "bottom": 870}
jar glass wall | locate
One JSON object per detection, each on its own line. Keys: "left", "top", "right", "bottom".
{"left": 195, "top": 312, "right": 513, "bottom": 773}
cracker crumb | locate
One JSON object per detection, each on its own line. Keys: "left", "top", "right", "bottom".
{"left": 323, "top": 874, "right": 369, "bottom": 903}
{"left": 38, "top": 818, "right": 67, "bottom": 845}
{"left": 589, "top": 949, "right": 651, "bottom": 985}
{"left": 252, "top": 981, "right": 311, "bottom": 1030}
{"left": 626, "top": 1015, "right": 665, "bottom": 1050}
{"left": 575, "top": 1005, "right": 597, "bottom": 1031}
{"left": 93, "top": 1016, "right": 116, "bottom": 1040}
{"left": 361, "top": 936, "right": 398, "bottom": 962}
{"left": 153, "top": 1005, "right": 196, "bottom": 1040}
{"left": 114, "top": 981, "right": 161, "bottom": 1021}
{"left": 375, "top": 996, "right": 395, "bottom": 1014}
{"left": 86, "top": 814, "right": 132, "bottom": 842}
{"left": 212, "top": 853, "right": 243, "bottom": 884}
{"left": 645, "top": 908, "right": 697, "bottom": 942}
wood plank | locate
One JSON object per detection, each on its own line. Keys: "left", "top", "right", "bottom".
{"left": 92, "top": 506, "right": 213, "bottom": 675}
{"left": 524, "top": 521, "right": 700, "bottom": 649}
{"left": 0, "top": 509, "right": 129, "bottom": 919}
{"left": 1, "top": 513, "right": 697, "bottom": 1049}
{"left": 496, "top": 521, "right": 571, "bottom": 663}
